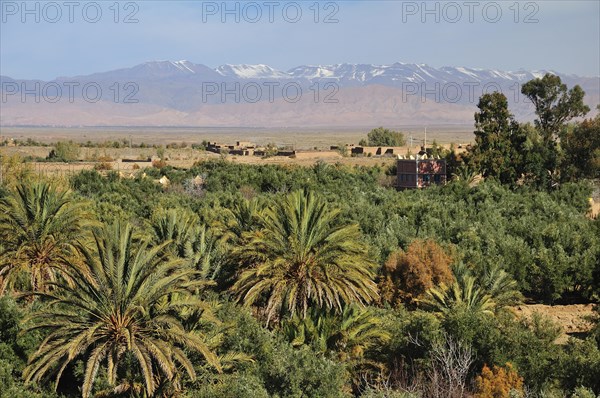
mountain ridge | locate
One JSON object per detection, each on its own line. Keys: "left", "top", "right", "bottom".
{"left": 2, "top": 60, "right": 595, "bottom": 83}
{"left": 1, "top": 61, "right": 598, "bottom": 127}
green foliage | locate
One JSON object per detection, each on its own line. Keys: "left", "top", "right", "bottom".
{"left": 233, "top": 190, "right": 378, "bottom": 324}
{"left": 281, "top": 305, "right": 390, "bottom": 361}
{"left": 213, "top": 303, "right": 350, "bottom": 398}
{"left": 67, "top": 162, "right": 599, "bottom": 303}
{"left": 0, "top": 181, "right": 95, "bottom": 294}
{"left": 365, "top": 127, "right": 406, "bottom": 147}
{"left": 0, "top": 297, "right": 52, "bottom": 398}
{"left": 570, "top": 386, "right": 598, "bottom": 398}
{"left": 186, "top": 373, "right": 270, "bottom": 398}
{"left": 150, "top": 207, "right": 225, "bottom": 280}
{"left": 562, "top": 110, "right": 600, "bottom": 180}
{"left": 0, "top": 152, "right": 595, "bottom": 396}
{"left": 23, "top": 222, "right": 222, "bottom": 397}
{"left": 47, "top": 141, "right": 79, "bottom": 162}
{"left": 494, "top": 313, "right": 562, "bottom": 391}
{"left": 558, "top": 338, "right": 600, "bottom": 394}
{"left": 460, "top": 74, "right": 593, "bottom": 188}
{"left": 422, "top": 268, "right": 496, "bottom": 317}
{"left": 422, "top": 262, "right": 521, "bottom": 319}
{"left": 521, "top": 74, "right": 590, "bottom": 140}
{"left": 468, "top": 92, "right": 526, "bottom": 185}
{"left": 0, "top": 154, "right": 34, "bottom": 188}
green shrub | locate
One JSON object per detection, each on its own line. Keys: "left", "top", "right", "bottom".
{"left": 47, "top": 140, "right": 79, "bottom": 162}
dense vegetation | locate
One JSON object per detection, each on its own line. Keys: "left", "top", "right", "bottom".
{"left": 359, "top": 127, "right": 406, "bottom": 147}
{"left": 0, "top": 74, "right": 599, "bottom": 397}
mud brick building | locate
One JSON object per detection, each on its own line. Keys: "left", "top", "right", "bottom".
{"left": 397, "top": 155, "right": 446, "bottom": 189}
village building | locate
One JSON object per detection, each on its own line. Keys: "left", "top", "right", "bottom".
{"left": 397, "top": 154, "right": 447, "bottom": 189}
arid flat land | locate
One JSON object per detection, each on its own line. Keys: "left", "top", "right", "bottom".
{"left": 0, "top": 148, "right": 401, "bottom": 173}
{"left": 0, "top": 125, "right": 473, "bottom": 176}
{"left": 0, "top": 125, "right": 475, "bottom": 149}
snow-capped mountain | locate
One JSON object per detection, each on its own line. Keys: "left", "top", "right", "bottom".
{"left": 75, "top": 60, "right": 568, "bottom": 85}
{"left": 1, "top": 61, "right": 597, "bottom": 127}
{"left": 215, "top": 64, "right": 289, "bottom": 79}
{"left": 26, "top": 60, "right": 589, "bottom": 90}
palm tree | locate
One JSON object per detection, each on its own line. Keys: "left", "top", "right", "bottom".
{"left": 421, "top": 263, "right": 495, "bottom": 317}
{"left": 232, "top": 190, "right": 378, "bottom": 324}
{"left": 23, "top": 222, "right": 222, "bottom": 398}
{"left": 151, "top": 208, "right": 200, "bottom": 259}
{"left": 151, "top": 208, "right": 224, "bottom": 280}
{"left": 282, "top": 305, "right": 389, "bottom": 361}
{"left": 226, "top": 197, "right": 263, "bottom": 242}
{"left": 0, "top": 181, "right": 94, "bottom": 294}
{"left": 478, "top": 263, "right": 522, "bottom": 308}
{"left": 215, "top": 198, "right": 265, "bottom": 289}
{"left": 452, "top": 165, "right": 479, "bottom": 185}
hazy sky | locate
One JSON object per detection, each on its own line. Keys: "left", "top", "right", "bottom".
{"left": 1, "top": 0, "right": 599, "bottom": 80}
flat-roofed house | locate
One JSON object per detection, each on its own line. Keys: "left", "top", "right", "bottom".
{"left": 397, "top": 155, "right": 446, "bottom": 189}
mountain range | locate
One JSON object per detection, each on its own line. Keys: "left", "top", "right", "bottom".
{"left": 1, "top": 61, "right": 598, "bottom": 127}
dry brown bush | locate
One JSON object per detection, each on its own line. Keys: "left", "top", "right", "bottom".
{"left": 379, "top": 239, "right": 454, "bottom": 307}
{"left": 474, "top": 363, "right": 524, "bottom": 398}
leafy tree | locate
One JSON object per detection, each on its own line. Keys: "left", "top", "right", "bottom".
{"left": 365, "top": 127, "right": 406, "bottom": 146}
{"left": 23, "top": 222, "right": 222, "bottom": 398}
{"left": 521, "top": 74, "right": 590, "bottom": 141}
{"left": 562, "top": 107, "right": 600, "bottom": 180}
{"left": 232, "top": 190, "right": 378, "bottom": 324}
{"left": 379, "top": 239, "right": 454, "bottom": 307}
{"left": 0, "top": 181, "right": 94, "bottom": 294}
{"left": 468, "top": 92, "right": 526, "bottom": 185}
{"left": 0, "top": 297, "right": 56, "bottom": 397}
{"left": 519, "top": 74, "right": 590, "bottom": 187}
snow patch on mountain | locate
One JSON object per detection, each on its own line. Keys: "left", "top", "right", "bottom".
{"left": 215, "top": 64, "right": 288, "bottom": 79}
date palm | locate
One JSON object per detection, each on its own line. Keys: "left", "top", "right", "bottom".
{"left": 478, "top": 263, "right": 522, "bottom": 308}
{"left": 226, "top": 197, "right": 263, "bottom": 242}
{"left": 23, "top": 222, "right": 221, "bottom": 398}
{"left": 0, "top": 181, "right": 93, "bottom": 294}
{"left": 151, "top": 208, "right": 224, "bottom": 279}
{"left": 282, "top": 305, "right": 389, "bottom": 361}
{"left": 232, "top": 190, "right": 378, "bottom": 324}
{"left": 422, "top": 263, "right": 495, "bottom": 316}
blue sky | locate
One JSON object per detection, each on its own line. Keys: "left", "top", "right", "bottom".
{"left": 1, "top": 0, "right": 599, "bottom": 80}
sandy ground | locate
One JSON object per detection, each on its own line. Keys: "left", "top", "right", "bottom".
{"left": 512, "top": 304, "right": 596, "bottom": 344}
